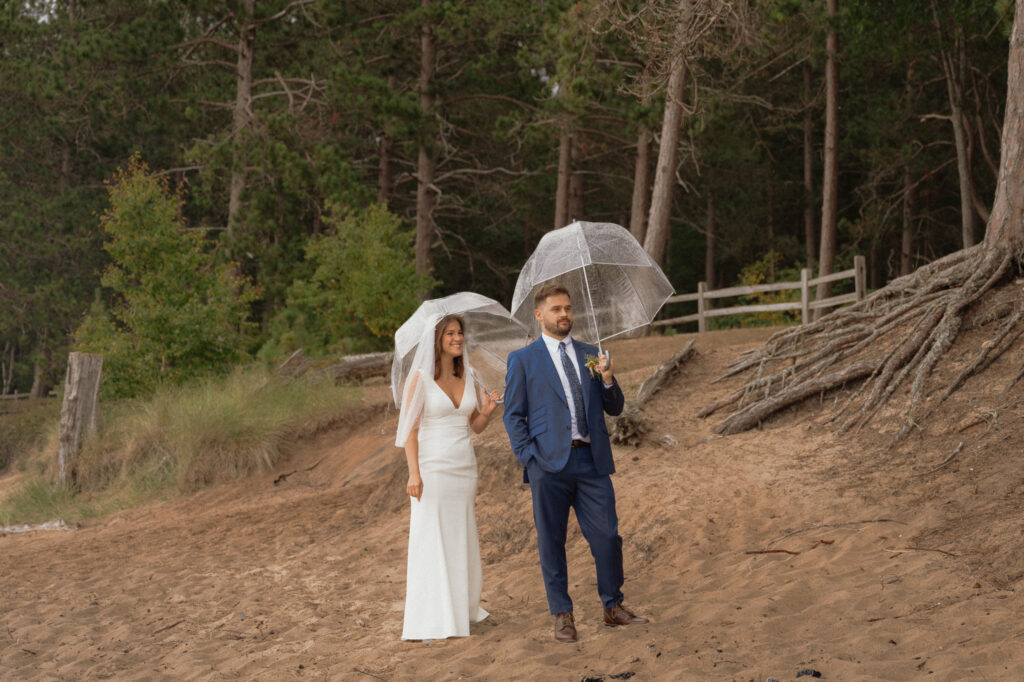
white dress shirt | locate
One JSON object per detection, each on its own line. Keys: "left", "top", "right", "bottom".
{"left": 541, "top": 333, "right": 589, "bottom": 443}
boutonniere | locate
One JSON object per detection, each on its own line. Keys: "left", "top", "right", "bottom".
{"left": 584, "top": 354, "right": 602, "bottom": 380}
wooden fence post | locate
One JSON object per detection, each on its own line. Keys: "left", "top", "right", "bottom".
{"left": 57, "top": 352, "right": 103, "bottom": 487}
{"left": 697, "top": 281, "right": 707, "bottom": 333}
{"left": 854, "top": 255, "right": 866, "bottom": 301}
{"left": 800, "top": 268, "right": 810, "bottom": 324}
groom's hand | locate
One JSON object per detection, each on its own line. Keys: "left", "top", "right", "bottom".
{"left": 598, "top": 351, "right": 614, "bottom": 384}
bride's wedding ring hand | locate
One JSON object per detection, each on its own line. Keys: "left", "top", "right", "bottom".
{"left": 480, "top": 390, "right": 501, "bottom": 415}
{"left": 407, "top": 474, "right": 423, "bottom": 501}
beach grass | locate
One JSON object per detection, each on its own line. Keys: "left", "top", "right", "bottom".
{"left": 0, "top": 367, "right": 361, "bottom": 525}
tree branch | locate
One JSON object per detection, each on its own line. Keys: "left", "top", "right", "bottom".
{"left": 441, "top": 93, "right": 542, "bottom": 113}
{"left": 255, "top": 0, "right": 317, "bottom": 26}
{"left": 174, "top": 36, "right": 239, "bottom": 55}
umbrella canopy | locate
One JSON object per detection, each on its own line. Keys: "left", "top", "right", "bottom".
{"left": 391, "top": 292, "right": 528, "bottom": 407}
{"left": 510, "top": 221, "right": 675, "bottom": 348}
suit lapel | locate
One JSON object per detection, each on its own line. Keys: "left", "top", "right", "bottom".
{"left": 533, "top": 338, "right": 568, "bottom": 406}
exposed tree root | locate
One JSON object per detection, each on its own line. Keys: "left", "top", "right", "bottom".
{"left": 611, "top": 340, "right": 695, "bottom": 446}
{"left": 704, "top": 244, "right": 1024, "bottom": 440}
{"left": 939, "top": 308, "right": 1024, "bottom": 403}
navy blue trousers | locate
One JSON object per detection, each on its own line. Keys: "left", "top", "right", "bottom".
{"left": 527, "top": 445, "right": 624, "bottom": 614}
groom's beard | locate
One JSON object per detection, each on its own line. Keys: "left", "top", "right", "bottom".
{"left": 543, "top": 317, "right": 573, "bottom": 338}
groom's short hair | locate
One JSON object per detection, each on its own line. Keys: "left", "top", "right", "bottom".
{"left": 534, "top": 284, "right": 570, "bottom": 309}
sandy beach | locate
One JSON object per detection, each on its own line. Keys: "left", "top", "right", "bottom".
{"left": 3, "top": 327, "right": 1023, "bottom": 681}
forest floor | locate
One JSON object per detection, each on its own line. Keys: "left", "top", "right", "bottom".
{"left": 2, "top": 324, "right": 1024, "bottom": 681}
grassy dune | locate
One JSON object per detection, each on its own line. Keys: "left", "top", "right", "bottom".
{"left": 0, "top": 368, "right": 361, "bottom": 525}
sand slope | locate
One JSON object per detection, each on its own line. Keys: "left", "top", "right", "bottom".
{"left": 2, "top": 328, "right": 1023, "bottom": 681}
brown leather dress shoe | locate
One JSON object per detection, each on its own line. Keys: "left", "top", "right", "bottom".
{"left": 554, "top": 612, "right": 577, "bottom": 642}
{"left": 603, "top": 603, "right": 649, "bottom": 626}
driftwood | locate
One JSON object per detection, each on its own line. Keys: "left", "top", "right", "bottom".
{"left": 57, "top": 352, "right": 103, "bottom": 487}
{"left": 276, "top": 349, "right": 313, "bottom": 380}
{"left": 329, "top": 351, "right": 393, "bottom": 382}
{"left": 610, "top": 340, "right": 696, "bottom": 446}
{"left": 701, "top": 244, "right": 1024, "bottom": 442}
{"left": 274, "top": 349, "right": 393, "bottom": 384}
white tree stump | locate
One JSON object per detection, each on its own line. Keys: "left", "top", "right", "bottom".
{"left": 57, "top": 352, "right": 103, "bottom": 486}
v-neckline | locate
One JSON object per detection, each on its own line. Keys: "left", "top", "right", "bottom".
{"left": 435, "top": 376, "right": 467, "bottom": 410}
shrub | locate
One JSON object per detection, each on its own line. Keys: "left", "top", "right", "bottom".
{"left": 710, "top": 251, "right": 802, "bottom": 330}
{"left": 73, "top": 158, "right": 259, "bottom": 398}
{"left": 260, "top": 203, "right": 433, "bottom": 359}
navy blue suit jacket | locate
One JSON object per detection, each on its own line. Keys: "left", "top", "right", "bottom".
{"left": 503, "top": 337, "right": 624, "bottom": 479}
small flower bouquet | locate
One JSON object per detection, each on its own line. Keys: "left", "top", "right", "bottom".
{"left": 584, "top": 354, "right": 602, "bottom": 380}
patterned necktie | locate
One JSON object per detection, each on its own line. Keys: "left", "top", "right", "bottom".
{"left": 559, "top": 341, "right": 588, "bottom": 438}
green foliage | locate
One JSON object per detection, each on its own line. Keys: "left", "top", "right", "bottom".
{"left": 711, "top": 252, "right": 802, "bottom": 330}
{"left": 261, "top": 204, "right": 433, "bottom": 359}
{"left": 74, "top": 159, "right": 259, "bottom": 398}
{"left": 0, "top": 0, "right": 190, "bottom": 393}
{"left": 1, "top": 0, "right": 1018, "bottom": 388}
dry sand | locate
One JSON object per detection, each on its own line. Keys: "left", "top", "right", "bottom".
{"left": 2, "top": 327, "right": 1024, "bottom": 681}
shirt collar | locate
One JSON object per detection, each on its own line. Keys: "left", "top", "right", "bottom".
{"left": 541, "top": 333, "right": 574, "bottom": 353}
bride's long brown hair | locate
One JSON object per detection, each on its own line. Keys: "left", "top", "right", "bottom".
{"left": 433, "top": 314, "right": 465, "bottom": 380}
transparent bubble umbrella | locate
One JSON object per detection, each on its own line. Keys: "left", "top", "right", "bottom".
{"left": 391, "top": 292, "right": 529, "bottom": 406}
{"left": 510, "top": 221, "right": 675, "bottom": 351}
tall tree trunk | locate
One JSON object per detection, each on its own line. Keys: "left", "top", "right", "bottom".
{"left": 901, "top": 63, "right": 916, "bottom": 278}
{"left": 415, "top": 2, "right": 437, "bottom": 283}
{"left": 901, "top": 165, "right": 916, "bottom": 277}
{"left": 872, "top": 240, "right": 880, "bottom": 288}
{"left": 228, "top": 0, "right": 256, "bottom": 238}
{"left": 985, "top": 0, "right": 1024, "bottom": 248}
{"left": 630, "top": 121, "right": 652, "bottom": 243}
{"left": 29, "top": 360, "right": 48, "bottom": 399}
{"left": 644, "top": 32, "right": 689, "bottom": 266}
{"left": 377, "top": 133, "right": 393, "bottom": 205}
{"left": 803, "top": 63, "right": 816, "bottom": 269}
{"left": 814, "top": 0, "right": 839, "bottom": 320}
{"left": 554, "top": 127, "right": 571, "bottom": 229}
{"left": 377, "top": 75, "right": 396, "bottom": 206}
{"left": 568, "top": 136, "right": 584, "bottom": 223}
{"left": 704, "top": 194, "right": 715, "bottom": 288}
{"left": 768, "top": 182, "right": 776, "bottom": 280}
{"left": 1, "top": 342, "right": 13, "bottom": 395}
{"left": 940, "top": 28, "right": 977, "bottom": 248}
{"left": 966, "top": 114, "right": 992, "bottom": 224}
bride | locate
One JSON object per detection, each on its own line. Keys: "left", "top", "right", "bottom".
{"left": 395, "top": 313, "right": 500, "bottom": 640}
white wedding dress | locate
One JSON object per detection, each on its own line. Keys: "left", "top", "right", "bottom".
{"left": 401, "top": 374, "right": 489, "bottom": 640}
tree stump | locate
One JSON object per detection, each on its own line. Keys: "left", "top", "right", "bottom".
{"left": 57, "top": 352, "right": 103, "bottom": 487}
{"left": 610, "top": 340, "right": 695, "bottom": 446}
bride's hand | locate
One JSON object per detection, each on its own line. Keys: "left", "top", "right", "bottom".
{"left": 407, "top": 473, "right": 423, "bottom": 500}
{"left": 480, "top": 390, "right": 500, "bottom": 415}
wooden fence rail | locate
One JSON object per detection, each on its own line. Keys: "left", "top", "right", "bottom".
{"left": 654, "top": 255, "right": 866, "bottom": 332}
{"left": 0, "top": 391, "right": 57, "bottom": 401}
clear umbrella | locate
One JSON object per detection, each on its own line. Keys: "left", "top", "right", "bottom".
{"left": 510, "top": 221, "right": 675, "bottom": 351}
{"left": 391, "top": 291, "right": 528, "bottom": 407}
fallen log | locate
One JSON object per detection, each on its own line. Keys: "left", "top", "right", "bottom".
{"left": 330, "top": 351, "right": 393, "bottom": 382}
{"left": 610, "top": 340, "right": 695, "bottom": 447}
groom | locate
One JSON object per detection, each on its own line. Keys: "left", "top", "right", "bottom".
{"left": 503, "top": 284, "right": 648, "bottom": 643}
